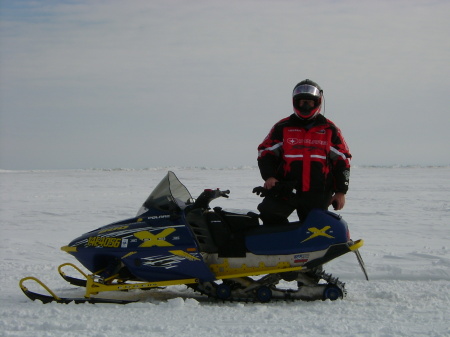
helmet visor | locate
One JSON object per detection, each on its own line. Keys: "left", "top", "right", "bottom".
{"left": 292, "top": 84, "right": 321, "bottom": 98}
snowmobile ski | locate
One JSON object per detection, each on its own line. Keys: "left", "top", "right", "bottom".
{"left": 58, "top": 263, "right": 88, "bottom": 287}
{"left": 19, "top": 273, "right": 199, "bottom": 304}
{"left": 19, "top": 276, "right": 138, "bottom": 304}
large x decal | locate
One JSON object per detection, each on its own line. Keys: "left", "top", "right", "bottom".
{"left": 134, "top": 228, "right": 176, "bottom": 247}
{"left": 301, "top": 226, "right": 334, "bottom": 243}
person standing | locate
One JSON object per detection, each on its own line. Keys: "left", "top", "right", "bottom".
{"left": 256, "top": 79, "right": 351, "bottom": 225}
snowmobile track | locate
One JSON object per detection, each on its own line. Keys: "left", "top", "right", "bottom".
{"left": 189, "top": 269, "right": 346, "bottom": 303}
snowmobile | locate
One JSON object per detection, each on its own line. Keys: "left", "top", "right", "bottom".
{"left": 20, "top": 171, "right": 368, "bottom": 304}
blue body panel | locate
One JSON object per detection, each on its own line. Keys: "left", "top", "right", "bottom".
{"left": 67, "top": 209, "right": 216, "bottom": 282}
{"left": 246, "top": 209, "right": 349, "bottom": 255}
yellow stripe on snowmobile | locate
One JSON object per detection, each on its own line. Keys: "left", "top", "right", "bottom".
{"left": 84, "top": 276, "right": 199, "bottom": 297}
{"left": 209, "top": 260, "right": 303, "bottom": 279}
{"left": 169, "top": 250, "right": 201, "bottom": 261}
{"left": 61, "top": 245, "right": 77, "bottom": 253}
{"left": 348, "top": 239, "right": 364, "bottom": 251}
{"left": 121, "top": 251, "right": 137, "bottom": 259}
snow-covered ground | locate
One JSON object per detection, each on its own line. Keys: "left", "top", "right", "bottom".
{"left": 1, "top": 167, "right": 449, "bottom": 337}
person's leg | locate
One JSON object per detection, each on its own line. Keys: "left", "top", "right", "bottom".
{"left": 257, "top": 196, "right": 295, "bottom": 226}
{"left": 296, "top": 192, "right": 333, "bottom": 222}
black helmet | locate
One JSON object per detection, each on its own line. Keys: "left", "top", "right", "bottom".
{"left": 292, "top": 79, "right": 323, "bottom": 120}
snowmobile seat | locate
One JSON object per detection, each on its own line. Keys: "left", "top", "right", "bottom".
{"left": 245, "top": 221, "right": 302, "bottom": 236}
{"left": 213, "top": 207, "right": 260, "bottom": 232}
{"left": 208, "top": 207, "right": 260, "bottom": 258}
{"left": 186, "top": 207, "right": 261, "bottom": 257}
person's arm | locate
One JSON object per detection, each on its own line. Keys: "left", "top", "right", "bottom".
{"left": 330, "top": 192, "right": 346, "bottom": 210}
{"left": 329, "top": 126, "right": 351, "bottom": 195}
{"left": 257, "top": 122, "right": 284, "bottom": 182}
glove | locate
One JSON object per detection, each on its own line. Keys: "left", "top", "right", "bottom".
{"left": 253, "top": 181, "right": 297, "bottom": 199}
{"left": 252, "top": 186, "right": 268, "bottom": 197}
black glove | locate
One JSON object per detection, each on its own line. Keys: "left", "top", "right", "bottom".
{"left": 253, "top": 181, "right": 297, "bottom": 199}
{"left": 252, "top": 186, "right": 268, "bottom": 197}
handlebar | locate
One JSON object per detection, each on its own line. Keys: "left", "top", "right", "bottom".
{"left": 191, "top": 188, "right": 230, "bottom": 209}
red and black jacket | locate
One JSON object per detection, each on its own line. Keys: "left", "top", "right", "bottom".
{"left": 257, "top": 114, "right": 351, "bottom": 194}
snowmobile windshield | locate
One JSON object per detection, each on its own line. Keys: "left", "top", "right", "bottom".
{"left": 137, "top": 171, "right": 193, "bottom": 216}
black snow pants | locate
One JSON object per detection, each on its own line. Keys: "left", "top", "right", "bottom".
{"left": 257, "top": 191, "right": 332, "bottom": 225}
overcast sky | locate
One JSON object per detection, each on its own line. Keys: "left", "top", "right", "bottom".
{"left": 1, "top": 0, "right": 449, "bottom": 170}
